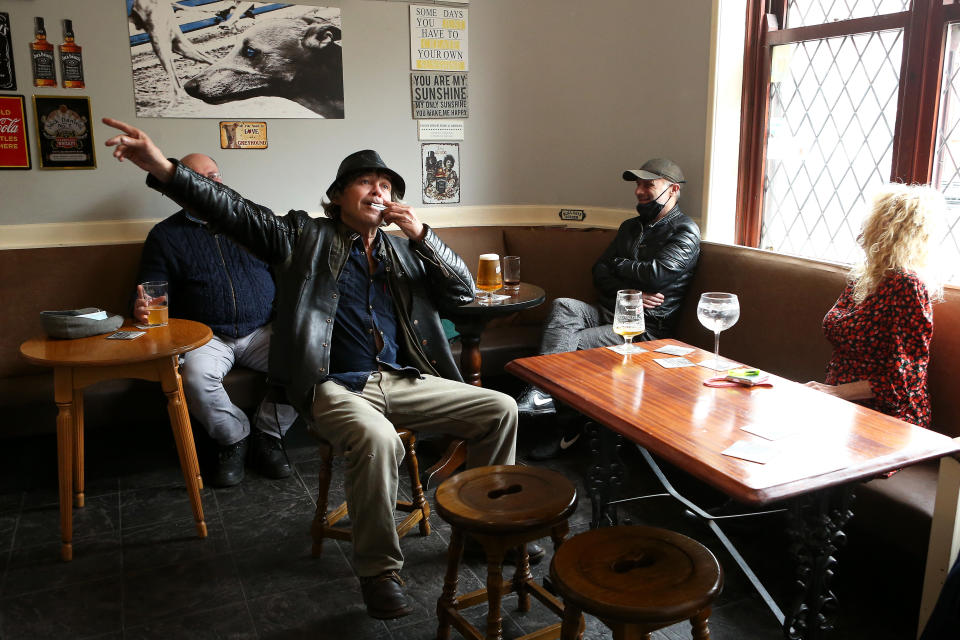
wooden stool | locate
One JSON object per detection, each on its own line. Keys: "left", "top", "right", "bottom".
{"left": 549, "top": 526, "right": 723, "bottom": 640}
{"left": 310, "top": 428, "right": 430, "bottom": 557}
{"left": 435, "top": 465, "right": 579, "bottom": 640}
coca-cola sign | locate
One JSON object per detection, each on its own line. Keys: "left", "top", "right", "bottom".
{"left": 0, "top": 117, "right": 21, "bottom": 134}
{"left": 0, "top": 95, "right": 30, "bottom": 169}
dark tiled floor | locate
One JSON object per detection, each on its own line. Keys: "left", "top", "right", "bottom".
{"left": 0, "top": 409, "right": 926, "bottom": 639}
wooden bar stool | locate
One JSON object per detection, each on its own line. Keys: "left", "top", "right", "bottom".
{"left": 435, "top": 465, "right": 579, "bottom": 640}
{"left": 549, "top": 526, "right": 723, "bottom": 640}
{"left": 310, "top": 428, "right": 430, "bottom": 557}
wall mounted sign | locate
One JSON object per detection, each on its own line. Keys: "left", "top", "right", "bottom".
{"left": 418, "top": 119, "right": 464, "bottom": 141}
{"left": 219, "top": 121, "right": 268, "bottom": 149}
{"left": 421, "top": 143, "right": 460, "bottom": 204}
{"left": 411, "top": 72, "right": 468, "bottom": 118}
{"left": 410, "top": 4, "right": 467, "bottom": 71}
{"left": 0, "top": 95, "right": 30, "bottom": 169}
{"left": 33, "top": 95, "right": 96, "bottom": 169}
{"left": 0, "top": 12, "right": 17, "bottom": 91}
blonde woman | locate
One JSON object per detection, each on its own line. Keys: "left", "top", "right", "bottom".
{"left": 806, "top": 184, "right": 945, "bottom": 429}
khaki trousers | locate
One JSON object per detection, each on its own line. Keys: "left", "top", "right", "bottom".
{"left": 310, "top": 372, "right": 518, "bottom": 577}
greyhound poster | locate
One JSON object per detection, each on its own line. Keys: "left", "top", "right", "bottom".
{"left": 126, "top": 1, "right": 343, "bottom": 118}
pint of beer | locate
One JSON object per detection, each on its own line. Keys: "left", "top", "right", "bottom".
{"left": 476, "top": 253, "right": 503, "bottom": 292}
{"left": 139, "top": 281, "right": 169, "bottom": 328}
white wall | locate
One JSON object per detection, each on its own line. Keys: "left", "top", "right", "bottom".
{"left": 0, "top": 0, "right": 713, "bottom": 245}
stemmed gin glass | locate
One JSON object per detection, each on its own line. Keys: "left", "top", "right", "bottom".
{"left": 613, "top": 289, "right": 646, "bottom": 354}
{"left": 697, "top": 292, "right": 740, "bottom": 369}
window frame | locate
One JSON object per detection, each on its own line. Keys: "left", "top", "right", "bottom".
{"left": 735, "top": 0, "right": 959, "bottom": 247}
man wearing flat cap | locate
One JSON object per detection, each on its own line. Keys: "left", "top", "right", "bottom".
{"left": 102, "top": 118, "right": 518, "bottom": 621}
{"left": 517, "top": 158, "right": 701, "bottom": 458}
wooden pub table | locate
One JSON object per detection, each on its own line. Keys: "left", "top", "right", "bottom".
{"left": 506, "top": 339, "right": 960, "bottom": 640}
{"left": 20, "top": 318, "right": 213, "bottom": 561}
{"left": 448, "top": 282, "right": 545, "bottom": 387}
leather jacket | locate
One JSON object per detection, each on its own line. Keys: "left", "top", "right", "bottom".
{"left": 147, "top": 162, "right": 475, "bottom": 418}
{"left": 592, "top": 205, "right": 701, "bottom": 335}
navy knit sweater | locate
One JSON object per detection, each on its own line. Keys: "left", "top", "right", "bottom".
{"left": 136, "top": 211, "right": 275, "bottom": 338}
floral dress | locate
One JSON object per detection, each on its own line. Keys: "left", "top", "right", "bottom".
{"left": 823, "top": 270, "right": 933, "bottom": 429}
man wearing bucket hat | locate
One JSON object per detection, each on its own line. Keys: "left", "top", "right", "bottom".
{"left": 102, "top": 118, "right": 518, "bottom": 620}
{"left": 516, "top": 158, "right": 701, "bottom": 458}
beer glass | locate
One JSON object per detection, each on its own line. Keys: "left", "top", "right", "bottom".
{"left": 138, "top": 281, "right": 169, "bottom": 328}
{"left": 476, "top": 253, "right": 503, "bottom": 303}
{"left": 613, "top": 289, "right": 645, "bottom": 353}
{"left": 696, "top": 292, "right": 740, "bottom": 368}
{"left": 502, "top": 256, "right": 520, "bottom": 293}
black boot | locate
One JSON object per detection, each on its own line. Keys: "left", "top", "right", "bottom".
{"left": 211, "top": 436, "right": 248, "bottom": 487}
{"left": 360, "top": 571, "right": 414, "bottom": 619}
{"left": 249, "top": 429, "right": 292, "bottom": 479}
{"left": 516, "top": 385, "right": 556, "bottom": 416}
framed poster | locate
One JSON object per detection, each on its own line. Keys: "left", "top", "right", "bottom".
{"left": 33, "top": 95, "right": 96, "bottom": 169}
{"left": 0, "top": 95, "right": 30, "bottom": 169}
{"left": 126, "top": 2, "right": 343, "bottom": 118}
{"left": 421, "top": 143, "right": 460, "bottom": 204}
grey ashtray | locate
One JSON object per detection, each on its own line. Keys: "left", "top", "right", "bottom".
{"left": 41, "top": 308, "right": 124, "bottom": 339}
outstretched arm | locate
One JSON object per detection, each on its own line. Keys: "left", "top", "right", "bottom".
{"left": 102, "top": 117, "right": 175, "bottom": 182}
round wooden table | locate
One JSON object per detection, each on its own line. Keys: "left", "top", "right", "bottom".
{"left": 20, "top": 318, "right": 212, "bottom": 561}
{"left": 448, "top": 282, "right": 546, "bottom": 386}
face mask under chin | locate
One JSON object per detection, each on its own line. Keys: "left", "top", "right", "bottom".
{"left": 635, "top": 184, "right": 673, "bottom": 223}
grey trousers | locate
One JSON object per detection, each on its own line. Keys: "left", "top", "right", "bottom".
{"left": 181, "top": 323, "right": 298, "bottom": 446}
{"left": 310, "top": 372, "right": 518, "bottom": 577}
{"left": 539, "top": 297, "right": 657, "bottom": 355}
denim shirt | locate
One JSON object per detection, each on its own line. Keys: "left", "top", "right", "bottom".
{"left": 328, "top": 233, "right": 420, "bottom": 392}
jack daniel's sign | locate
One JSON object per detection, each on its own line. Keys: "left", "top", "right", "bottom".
{"left": 0, "top": 13, "right": 16, "bottom": 91}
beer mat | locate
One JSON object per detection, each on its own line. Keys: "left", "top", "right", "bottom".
{"left": 740, "top": 423, "right": 799, "bottom": 441}
{"left": 653, "top": 357, "right": 695, "bottom": 368}
{"left": 653, "top": 344, "right": 695, "bottom": 356}
{"left": 697, "top": 358, "right": 741, "bottom": 371}
{"left": 606, "top": 343, "right": 647, "bottom": 354}
{"left": 721, "top": 440, "right": 780, "bottom": 464}
{"left": 106, "top": 330, "right": 145, "bottom": 340}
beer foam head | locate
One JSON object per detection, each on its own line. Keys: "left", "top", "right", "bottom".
{"left": 479, "top": 253, "right": 499, "bottom": 260}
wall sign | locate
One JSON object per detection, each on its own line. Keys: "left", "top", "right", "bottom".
{"left": 418, "top": 119, "right": 464, "bottom": 141}
{"left": 421, "top": 143, "right": 460, "bottom": 204}
{"left": 33, "top": 95, "right": 96, "bottom": 169}
{"left": 410, "top": 4, "right": 467, "bottom": 71}
{"left": 0, "top": 12, "right": 17, "bottom": 91}
{"left": 0, "top": 95, "right": 30, "bottom": 169}
{"left": 219, "top": 121, "right": 268, "bottom": 149}
{"left": 411, "top": 72, "right": 468, "bottom": 118}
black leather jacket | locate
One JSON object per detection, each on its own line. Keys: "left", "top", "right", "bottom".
{"left": 147, "top": 162, "right": 474, "bottom": 418}
{"left": 592, "top": 205, "right": 701, "bottom": 335}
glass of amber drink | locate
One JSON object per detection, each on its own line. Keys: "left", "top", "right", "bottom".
{"left": 613, "top": 289, "right": 645, "bottom": 353}
{"left": 476, "top": 253, "right": 503, "bottom": 304}
{"left": 139, "top": 281, "right": 169, "bottom": 328}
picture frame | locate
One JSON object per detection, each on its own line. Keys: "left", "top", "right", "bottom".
{"left": 32, "top": 95, "right": 96, "bottom": 169}
{"left": 0, "top": 95, "right": 31, "bottom": 169}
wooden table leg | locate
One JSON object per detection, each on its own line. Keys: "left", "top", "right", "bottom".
{"left": 159, "top": 356, "right": 207, "bottom": 538}
{"left": 72, "top": 389, "right": 85, "bottom": 508}
{"left": 54, "top": 368, "right": 75, "bottom": 561}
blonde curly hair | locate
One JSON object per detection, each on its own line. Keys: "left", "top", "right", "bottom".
{"left": 851, "top": 183, "right": 946, "bottom": 304}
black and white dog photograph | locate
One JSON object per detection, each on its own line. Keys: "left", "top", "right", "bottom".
{"left": 126, "top": 0, "right": 343, "bottom": 118}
